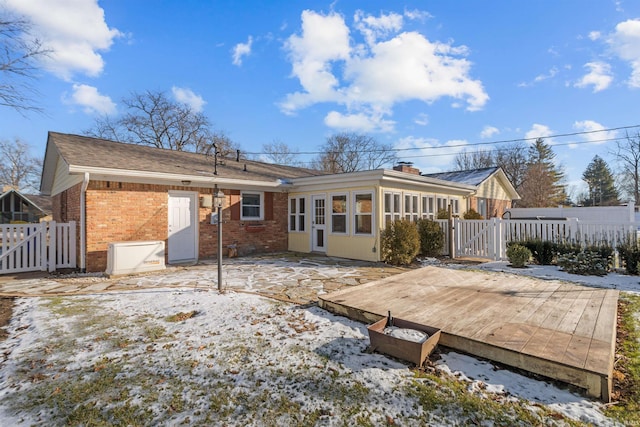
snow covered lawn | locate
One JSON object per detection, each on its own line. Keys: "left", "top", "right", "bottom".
{"left": 0, "top": 286, "right": 622, "bottom": 426}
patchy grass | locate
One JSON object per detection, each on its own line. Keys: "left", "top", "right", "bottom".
{"left": 165, "top": 310, "right": 198, "bottom": 322}
{"left": 0, "top": 293, "right": 620, "bottom": 426}
{"left": 606, "top": 293, "right": 640, "bottom": 425}
{"left": 406, "top": 369, "right": 583, "bottom": 426}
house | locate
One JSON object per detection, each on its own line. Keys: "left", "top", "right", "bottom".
{"left": 40, "top": 132, "right": 520, "bottom": 272}
{"left": 423, "top": 167, "right": 519, "bottom": 218}
{"left": 0, "top": 187, "right": 52, "bottom": 223}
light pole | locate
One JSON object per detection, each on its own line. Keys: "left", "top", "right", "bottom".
{"left": 213, "top": 184, "right": 225, "bottom": 292}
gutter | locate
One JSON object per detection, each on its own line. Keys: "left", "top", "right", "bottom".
{"left": 80, "top": 172, "right": 90, "bottom": 272}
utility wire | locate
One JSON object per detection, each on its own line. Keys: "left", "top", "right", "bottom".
{"left": 245, "top": 124, "right": 640, "bottom": 156}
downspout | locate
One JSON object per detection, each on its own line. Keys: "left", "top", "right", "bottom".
{"left": 80, "top": 172, "right": 90, "bottom": 272}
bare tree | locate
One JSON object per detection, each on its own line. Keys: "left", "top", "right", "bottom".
{"left": 312, "top": 133, "right": 397, "bottom": 173}
{"left": 454, "top": 142, "right": 528, "bottom": 192}
{"left": 0, "top": 137, "right": 41, "bottom": 192}
{"left": 260, "top": 140, "right": 301, "bottom": 166}
{"left": 453, "top": 148, "right": 494, "bottom": 170}
{"left": 494, "top": 142, "right": 528, "bottom": 191}
{"left": 0, "top": 13, "right": 50, "bottom": 113}
{"left": 612, "top": 131, "right": 640, "bottom": 204}
{"left": 85, "top": 90, "right": 239, "bottom": 154}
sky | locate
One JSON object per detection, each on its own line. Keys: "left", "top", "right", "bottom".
{"left": 2, "top": 0, "right": 640, "bottom": 198}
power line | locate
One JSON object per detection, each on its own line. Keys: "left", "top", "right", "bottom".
{"left": 246, "top": 124, "right": 640, "bottom": 156}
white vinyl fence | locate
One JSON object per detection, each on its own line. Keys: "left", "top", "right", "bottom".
{"left": 0, "top": 221, "right": 76, "bottom": 274}
{"left": 449, "top": 218, "right": 638, "bottom": 261}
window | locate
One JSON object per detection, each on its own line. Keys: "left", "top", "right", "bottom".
{"left": 241, "top": 192, "right": 263, "bottom": 220}
{"left": 289, "top": 196, "right": 306, "bottom": 232}
{"left": 421, "top": 195, "right": 435, "bottom": 219}
{"left": 451, "top": 198, "right": 460, "bottom": 215}
{"left": 404, "top": 193, "right": 419, "bottom": 222}
{"left": 298, "top": 197, "right": 306, "bottom": 231}
{"left": 354, "top": 192, "right": 373, "bottom": 235}
{"left": 331, "top": 194, "right": 347, "bottom": 233}
{"left": 289, "top": 198, "right": 296, "bottom": 231}
{"left": 437, "top": 196, "right": 448, "bottom": 213}
{"left": 384, "top": 192, "right": 401, "bottom": 225}
{"left": 477, "top": 198, "right": 487, "bottom": 218}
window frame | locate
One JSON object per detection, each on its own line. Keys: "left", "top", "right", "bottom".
{"left": 421, "top": 195, "right": 435, "bottom": 219}
{"left": 353, "top": 191, "right": 374, "bottom": 236}
{"left": 330, "top": 193, "right": 348, "bottom": 234}
{"left": 383, "top": 191, "right": 401, "bottom": 226}
{"left": 240, "top": 191, "right": 264, "bottom": 220}
{"left": 404, "top": 193, "right": 419, "bottom": 222}
{"left": 288, "top": 196, "right": 306, "bottom": 232}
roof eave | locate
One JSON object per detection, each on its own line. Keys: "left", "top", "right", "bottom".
{"left": 67, "top": 165, "right": 288, "bottom": 190}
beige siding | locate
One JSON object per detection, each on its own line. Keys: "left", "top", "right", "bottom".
{"left": 51, "top": 158, "right": 83, "bottom": 196}
{"left": 288, "top": 232, "right": 310, "bottom": 253}
{"left": 327, "top": 235, "right": 378, "bottom": 262}
{"left": 475, "top": 176, "right": 511, "bottom": 201}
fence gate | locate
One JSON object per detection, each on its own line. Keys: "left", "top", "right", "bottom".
{"left": 453, "top": 218, "right": 501, "bottom": 260}
{"left": 0, "top": 221, "right": 76, "bottom": 274}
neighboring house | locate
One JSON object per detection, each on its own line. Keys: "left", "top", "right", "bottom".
{"left": 40, "top": 132, "right": 520, "bottom": 272}
{"left": 423, "top": 167, "right": 519, "bottom": 218}
{"left": 0, "top": 187, "right": 52, "bottom": 223}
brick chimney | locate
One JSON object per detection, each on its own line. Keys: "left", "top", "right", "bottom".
{"left": 393, "top": 161, "right": 420, "bottom": 175}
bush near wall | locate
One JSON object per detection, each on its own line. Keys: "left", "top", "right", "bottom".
{"left": 416, "top": 218, "right": 444, "bottom": 257}
{"left": 381, "top": 219, "right": 420, "bottom": 266}
{"left": 618, "top": 243, "right": 640, "bottom": 275}
{"left": 463, "top": 209, "right": 483, "bottom": 220}
{"left": 506, "top": 244, "right": 531, "bottom": 268}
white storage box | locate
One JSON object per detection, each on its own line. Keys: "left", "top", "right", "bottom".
{"left": 106, "top": 241, "right": 166, "bottom": 276}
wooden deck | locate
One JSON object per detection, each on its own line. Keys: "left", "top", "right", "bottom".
{"left": 318, "top": 266, "right": 618, "bottom": 401}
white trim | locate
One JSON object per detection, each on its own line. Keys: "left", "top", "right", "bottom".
{"left": 288, "top": 195, "right": 307, "bottom": 232}
{"left": 330, "top": 192, "right": 349, "bottom": 235}
{"left": 240, "top": 191, "right": 264, "bottom": 220}
{"left": 353, "top": 191, "right": 375, "bottom": 236}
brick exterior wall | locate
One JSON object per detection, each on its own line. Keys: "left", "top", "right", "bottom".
{"left": 54, "top": 181, "right": 289, "bottom": 272}
{"left": 469, "top": 196, "right": 512, "bottom": 219}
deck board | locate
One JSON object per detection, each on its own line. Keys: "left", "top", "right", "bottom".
{"left": 318, "top": 266, "right": 618, "bottom": 401}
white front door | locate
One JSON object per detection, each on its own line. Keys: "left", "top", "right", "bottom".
{"left": 168, "top": 191, "right": 198, "bottom": 263}
{"left": 311, "top": 195, "right": 326, "bottom": 252}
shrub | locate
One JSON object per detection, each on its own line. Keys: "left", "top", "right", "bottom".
{"left": 416, "top": 218, "right": 445, "bottom": 257}
{"left": 618, "top": 243, "right": 640, "bottom": 275}
{"left": 463, "top": 209, "right": 484, "bottom": 220}
{"left": 518, "top": 240, "right": 555, "bottom": 265}
{"left": 557, "top": 251, "right": 609, "bottom": 276}
{"left": 506, "top": 244, "right": 531, "bottom": 268}
{"left": 437, "top": 209, "right": 450, "bottom": 219}
{"left": 555, "top": 241, "right": 582, "bottom": 258}
{"left": 381, "top": 219, "right": 420, "bottom": 266}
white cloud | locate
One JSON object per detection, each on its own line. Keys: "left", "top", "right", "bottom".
{"left": 394, "top": 136, "right": 468, "bottom": 172}
{"left": 324, "top": 111, "right": 395, "bottom": 133}
{"left": 588, "top": 31, "right": 601, "bottom": 41}
{"left": 171, "top": 86, "right": 206, "bottom": 112}
{"left": 403, "top": 9, "right": 432, "bottom": 21}
{"left": 608, "top": 19, "right": 640, "bottom": 88}
{"left": 414, "top": 113, "right": 429, "bottom": 126}
{"left": 280, "top": 10, "right": 488, "bottom": 132}
{"left": 525, "top": 124, "right": 554, "bottom": 144}
{"left": 4, "top": 0, "right": 122, "bottom": 80}
{"left": 519, "top": 67, "right": 559, "bottom": 87}
{"left": 573, "top": 120, "right": 616, "bottom": 146}
{"left": 66, "top": 84, "right": 116, "bottom": 115}
{"left": 354, "top": 10, "right": 403, "bottom": 46}
{"left": 232, "top": 36, "right": 253, "bottom": 66}
{"left": 480, "top": 126, "right": 499, "bottom": 139}
{"left": 574, "top": 61, "right": 613, "bottom": 92}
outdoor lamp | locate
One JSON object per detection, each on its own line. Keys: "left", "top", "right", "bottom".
{"left": 213, "top": 185, "right": 225, "bottom": 292}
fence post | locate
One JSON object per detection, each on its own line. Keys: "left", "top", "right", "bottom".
{"left": 48, "top": 221, "right": 56, "bottom": 272}
{"left": 449, "top": 208, "right": 456, "bottom": 259}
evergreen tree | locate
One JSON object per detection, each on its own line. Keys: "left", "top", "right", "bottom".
{"left": 580, "top": 155, "right": 619, "bottom": 206}
{"left": 517, "top": 138, "right": 566, "bottom": 207}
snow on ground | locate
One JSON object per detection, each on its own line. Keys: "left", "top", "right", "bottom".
{"left": 0, "top": 258, "right": 635, "bottom": 425}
